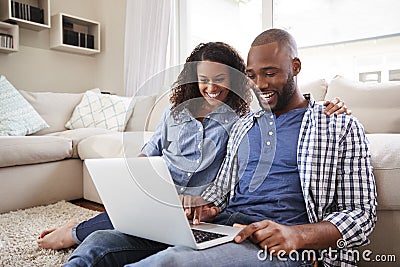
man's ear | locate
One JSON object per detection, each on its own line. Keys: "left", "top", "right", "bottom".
{"left": 292, "top": 57, "right": 301, "bottom": 75}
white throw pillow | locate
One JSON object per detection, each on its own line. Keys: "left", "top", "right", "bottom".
{"left": 0, "top": 75, "right": 49, "bottom": 136}
{"left": 299, "top": 78, "right": 328, "bottom": 102}
{"left": 19, "top": 88, "right": 101, "bottom": 135}
{"left": 65, "top": 91, "right": 134, "bottom": 132}
{"left": 325, "top": 75, "right": 400, "bottom": 133}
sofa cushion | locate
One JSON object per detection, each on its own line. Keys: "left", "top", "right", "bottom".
{"left": 19, "top": 89, "right": 101, "bottom": 135}
{"left": 65, "top": 91, "right": 134, "bottom": 132}
{"left": 0, "top": 76, "right": 49, "bottom": 136}
{"left": 367, "top": 134, "right": 400, "bottom": 210}
{"left": 299, "top": 78, "right": 328, "bottom": 102}
{"left": 125, "top": 95, "right": 157, "bottom": 131}
{"left": 78, "top": 131, "right": 154, "bottom": 159}
{"left": 0, "top": 136, "right": 73, "bottom": 167}
{"left": 145, "top": 94, "right": 170, "bottom": 132}
{"left": 47, "top": 128, "right": 113, "bottom": 158}
{"left": 325, "top": 75, "right": 400, "bottom": 133}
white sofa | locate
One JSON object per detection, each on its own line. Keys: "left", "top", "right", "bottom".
{"left": 0, "top": 89, "right": 164, "bottom": 213}
{"left": 0, "top": 75, "right": 399, "bottom": 265}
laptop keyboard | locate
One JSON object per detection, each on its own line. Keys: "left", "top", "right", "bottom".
{"left": 191, "top": 229, "right": 227, "bottom": 244}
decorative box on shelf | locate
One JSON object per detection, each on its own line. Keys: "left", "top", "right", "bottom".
{"left": 50, "top": 13, "right": 100, "bottom": 55}
{"left": 0, "top": 0, "right": 50, "bottom": 31}
{"left": 0, "top": 21, "right": 18, "bottom": 53}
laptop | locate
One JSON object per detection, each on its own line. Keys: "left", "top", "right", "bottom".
{"left": 85, "top": 157, "right": 241, "bottom": 250}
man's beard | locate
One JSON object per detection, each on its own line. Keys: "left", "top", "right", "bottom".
{"left": 271, "top": 73, "right": 296, "bottom": 113}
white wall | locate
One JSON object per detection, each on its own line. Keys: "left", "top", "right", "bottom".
{"left": 0, "top": 0, "right": 127, "bottom": 95}
{"left": 95, "top": 0, "right": 126, "bottom": 95}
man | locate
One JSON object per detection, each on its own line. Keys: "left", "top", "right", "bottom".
{"left": 64, "top": 29, "right": 376, "bottom": 267}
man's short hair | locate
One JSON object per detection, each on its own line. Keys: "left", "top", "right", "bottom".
{"left": 251, "top": 28, "right": 298, "bottom": 58}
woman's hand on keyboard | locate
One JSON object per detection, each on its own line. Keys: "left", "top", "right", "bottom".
{"left": 179, "top": 195, "right": 220, "bottom": 225}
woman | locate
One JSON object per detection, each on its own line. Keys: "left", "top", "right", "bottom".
{"left": 37, "top": 42, "right": 250, "bottom": 250}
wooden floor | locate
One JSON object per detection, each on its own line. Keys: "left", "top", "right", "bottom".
{"left": 69, "top": 199, "right": 106, "bottom": 212}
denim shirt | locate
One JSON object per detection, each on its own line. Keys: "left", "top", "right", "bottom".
{"left": 142, "top": 104, "right": 238, "bottom": 196}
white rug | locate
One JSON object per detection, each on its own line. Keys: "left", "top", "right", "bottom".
{"left": 0, "top": 201, "right": 100, "bottom": 267}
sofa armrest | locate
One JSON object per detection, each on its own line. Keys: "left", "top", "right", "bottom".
{"left": 78, "top": 131, "right": 154, "bottom": 159}
{"left": 367, "top": 134, "right": 400, "bottom": 210}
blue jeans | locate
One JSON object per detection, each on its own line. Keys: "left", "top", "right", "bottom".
{"left": 64, "top": 230, "right": 169, "bottom": 267}
{"left": 129, "top": 211, "right": 313, "bottom": 267}
{"left": 128, "top": 241, "right": 313, "bottom": 267}
{"left": 72, "top": 212, "right": 114, "bottom": 244}
{"left": 65, "top": 212, "right": 313, "bottom": 267}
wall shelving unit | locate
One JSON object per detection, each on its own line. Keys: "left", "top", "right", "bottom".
{"left": 0, "top": 21, "right": 18, "bottom": 53}
{"left": 50, "top": 13, "right": 100, "bottom": 55}
{"left": 0, "top": 0, "right": 50, "bottom": 31}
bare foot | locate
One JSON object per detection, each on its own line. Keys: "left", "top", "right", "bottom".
{"left": 37, "top": 221, "right": 78, "bottom": 249}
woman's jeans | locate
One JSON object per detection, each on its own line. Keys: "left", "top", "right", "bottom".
{"left": 72, "top": 212, "right": 113, "bottom": 244}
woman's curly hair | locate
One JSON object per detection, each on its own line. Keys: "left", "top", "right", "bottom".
{"left": 170, "top": 42, "right": 251, "bottom": 117}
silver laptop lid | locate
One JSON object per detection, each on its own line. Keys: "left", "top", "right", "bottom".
{"left": 85, "top": 157, "right": 197, "bottom": 248}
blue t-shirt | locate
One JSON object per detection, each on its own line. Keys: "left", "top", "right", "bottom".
{"left": 226, "top": 107, "right": 309, "bottom": 226}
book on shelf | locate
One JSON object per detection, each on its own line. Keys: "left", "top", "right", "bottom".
{"left": 79, "top": 32, "right": 86, "bottom": 48}
{"left": 63, "top": 29, "right": 79, "bottom": 46}
{"left": 0, "top": 33, "right": 14, "bottom": 49}
{"left": 86, "top": 34, "right": 94, "bottom": 49}
{"left": 30, "top": 6, "right": 44, "bottom": 24}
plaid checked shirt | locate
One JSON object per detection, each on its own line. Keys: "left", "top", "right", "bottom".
{"left": 201, "top": 98, "right": 377, "bottom": 267}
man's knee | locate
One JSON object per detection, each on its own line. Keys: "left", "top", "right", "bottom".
{"left": 156, "top": 252, "right": 182, "bottom": 266}
{"left": 136, "top": 247, "right": 194, "bottom": 267}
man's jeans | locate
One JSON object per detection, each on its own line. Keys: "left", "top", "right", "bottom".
{"left": 128, "top": 240, "right": 314, "bottom": 267}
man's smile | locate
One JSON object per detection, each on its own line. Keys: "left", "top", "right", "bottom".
{"left": 257, "top": 90, "right": 277, "bottom": 104}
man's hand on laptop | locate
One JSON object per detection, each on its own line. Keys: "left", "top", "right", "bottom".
{"left": 233, "top": 220, "right": 302, "bottom": 255}
{"left": 179, "top": 195, "right": 220, "bottom": 225}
